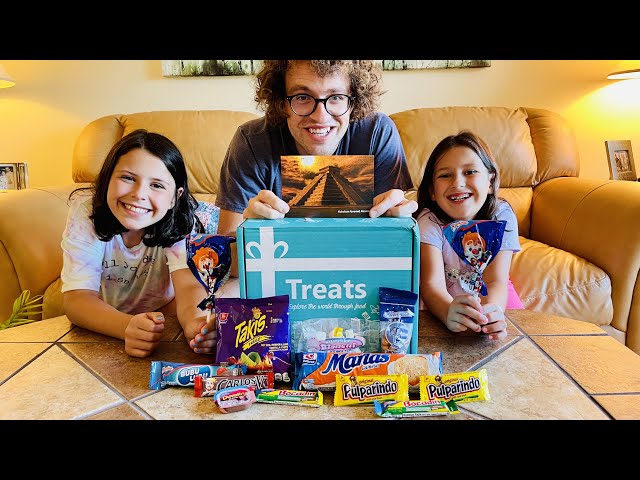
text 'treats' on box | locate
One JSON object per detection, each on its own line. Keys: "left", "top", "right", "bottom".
{"left": 237, "top": 217, "right": 420, "bottom": 353}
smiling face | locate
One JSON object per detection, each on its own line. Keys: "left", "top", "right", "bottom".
{"left": 107, "top": 148, "right": 182, "bottom": 246}
{"left": 462, "top": 231, "right": 486, "bottom": 265}
{"left": 285, "top": 62, "right": 352, "bottom": 156}
{"left": 430, "top": 145, "right": 494, "bottom": 221}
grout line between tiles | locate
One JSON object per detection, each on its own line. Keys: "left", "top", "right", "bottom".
{"left": 56, "top": 342, "right": 162, "bottom": 419}
{"left": 57, "top": 342, "right": 129, "bottom": 402}
{"left": 128, "top": 402, "right": 155, "bottom": 419}
{"left": 74, "top": 399, "right": 127, "bottom": 420}
{"left": 507, "top": 323, "right": 614, "bottom": 420}
{"left": 0, "top": 342, "right": 58, "bottom": 387}
{"left": 468, "top": 335, "right": 525, "bottom": 371}
{"left": 457, "top": 406, "right": 492, "bottom": 420}
{"left": 589, "top": 391, "right": 640, "bottom": 396}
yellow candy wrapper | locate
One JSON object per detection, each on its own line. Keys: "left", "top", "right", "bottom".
{"left": 419, "top": 369, "right": 490, "bottom": 404}
{"left": 334, "top": 374, "right": 409, "bottom": 406}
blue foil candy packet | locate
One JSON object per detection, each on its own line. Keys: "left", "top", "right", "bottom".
{"left": 186, "top": 233, "right": 236, "bottom": 311}
{"left": 442, "top": 220, "right": 506, "bottom": 297}
{"left": 379, "top": 287, "right": 418, "bottom": 354}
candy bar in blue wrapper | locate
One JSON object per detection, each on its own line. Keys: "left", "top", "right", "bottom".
{"left": 187, "top": 234, "right": 236, "bottom": 312}
{"left": 442, "top": 220, "right": 506, "bottom": 297}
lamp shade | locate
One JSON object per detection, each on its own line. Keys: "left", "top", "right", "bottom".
{"left": 607, "top": 69, "right": 640, "bottom": 80}
{"left": 0, "top": 63, "right": 15, "bottom": 88}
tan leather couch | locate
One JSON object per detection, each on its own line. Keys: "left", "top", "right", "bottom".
{"left": 1, "top": 107, "right": 639, "bottom": 355}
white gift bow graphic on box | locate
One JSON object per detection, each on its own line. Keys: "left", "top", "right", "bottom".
{"left": 245, "top": 227, "right": 412, "bottom": 296}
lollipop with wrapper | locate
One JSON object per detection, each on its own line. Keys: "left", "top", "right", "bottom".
{"left": 442, "top": 220, "right": 506, "bottom": 298}
{"left": 186, "top": 233, "right": 236, "bottom": 322}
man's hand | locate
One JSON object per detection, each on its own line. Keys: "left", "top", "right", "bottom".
{"left": 369, "top": 189, "right": 418, "bottom": 218}
{"left": 244, "top": 190, "right": 290, "bottom": 219}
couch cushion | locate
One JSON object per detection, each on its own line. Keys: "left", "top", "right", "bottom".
{"left": 497, "top": 187, "right": 533, "bottom": 239}
{"left": 43, "top": 278, "right": 64, "bottom": 320}
{"left": 390, "top": 106, "right": 538, "bottom": 192}
{"left": 72, "top": 110, "right": 260, "bottom": 196}
{"left": 510, "top": 237, "right": 612, "bottom": 326}
{"left": 523, "top": 108, "right": 580, "bottom": 183}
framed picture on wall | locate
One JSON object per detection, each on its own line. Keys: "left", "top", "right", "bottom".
{"left": 605, "top": 140, "right": 637, "bottom": 181}
{"left": 16, "top": 163, "right": 28, "bottom": 189}
{"left": 0, "top": 164, "right": 17, "bottom": 190}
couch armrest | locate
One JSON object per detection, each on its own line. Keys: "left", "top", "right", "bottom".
{"left": 0, "top": 186, "right": 78, "bottom": 321}
{"left": 530, "top": 177, "right": 640, "bottom": 352}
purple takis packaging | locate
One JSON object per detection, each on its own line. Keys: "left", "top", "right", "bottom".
{"left": 442, "top": 220, "right": 505, "bottom": 297}
{"left": 215, "top": 295, "right": 292, "bottom": 382}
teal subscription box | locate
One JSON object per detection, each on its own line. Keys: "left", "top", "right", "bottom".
{"left": 237, "top": 217, "right": 420, "bottom": 353}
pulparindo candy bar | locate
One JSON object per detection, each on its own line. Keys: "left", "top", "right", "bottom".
{"left": 193, "top": 372, "right": 274, "bottom": 397}
{"left": 419, "top": 368, "right": 491, "bottom": 404}
{"left": 148, "top": 361, "right": 245, "bottom": 391}
{"left": 334, "top": 374, "right": 409, "bottom": 406}
{"left": 373, "top": 399, "right": 459, "bottom": 418}
{"left": 256, "top": 389, "right": 323, "bottom": 407}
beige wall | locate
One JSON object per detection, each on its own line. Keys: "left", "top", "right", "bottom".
{"left": 1, "top": 60, "right": 639, "bottom": 188}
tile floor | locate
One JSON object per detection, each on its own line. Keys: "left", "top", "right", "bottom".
{"left": 2, "top": 280, "right": 640, "bottom": 420}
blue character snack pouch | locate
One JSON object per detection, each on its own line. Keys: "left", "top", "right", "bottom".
{"left": 379, "top": 287, "right": 418, "bottom": 354}
{"left": 215, "top": 295, "right": 293, "bottom": 383}
{"left": 187, "top": 233, "right": 236, "bottom": 314}
{"left": 442, "top": 220, "right": 506, "bottom": 297}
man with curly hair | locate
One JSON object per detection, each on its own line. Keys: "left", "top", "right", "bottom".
{"left": 215, "top": 60, "right": 417, "bottom": 276}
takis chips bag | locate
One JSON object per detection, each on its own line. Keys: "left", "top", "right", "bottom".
{"left": 215, "top": 295, "right": 293, "bottom": 382}
{"left": 442, "top": 220, "right": 505, "bottom": 297}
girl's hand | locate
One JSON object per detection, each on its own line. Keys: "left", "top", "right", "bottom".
{"left": 445, "top": 295, "right": 488, "bottom": 333}
{"left": 188, "top": 315, "right": 218, "bottom": 355}
{"left": 479, "top": 303, "right": 508, "bottom": 340}
{"left": 124, "top": 312, "right": 165, "bottom": 358}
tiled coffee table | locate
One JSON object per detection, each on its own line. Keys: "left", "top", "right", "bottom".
{"left": 2, "top": 280, "right": 640, "bottom": 420}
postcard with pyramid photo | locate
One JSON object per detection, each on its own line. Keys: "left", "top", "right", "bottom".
{"left": 281, "top": 155, "right": 374, "bottom": 218}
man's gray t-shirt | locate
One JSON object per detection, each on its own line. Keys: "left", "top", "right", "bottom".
{"left": 215, "top": 112, "right": 414, "bottom": 213}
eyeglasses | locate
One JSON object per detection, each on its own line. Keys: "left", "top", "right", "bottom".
{"left": 285, "top": 94, "right": 355, "bottom": 117}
